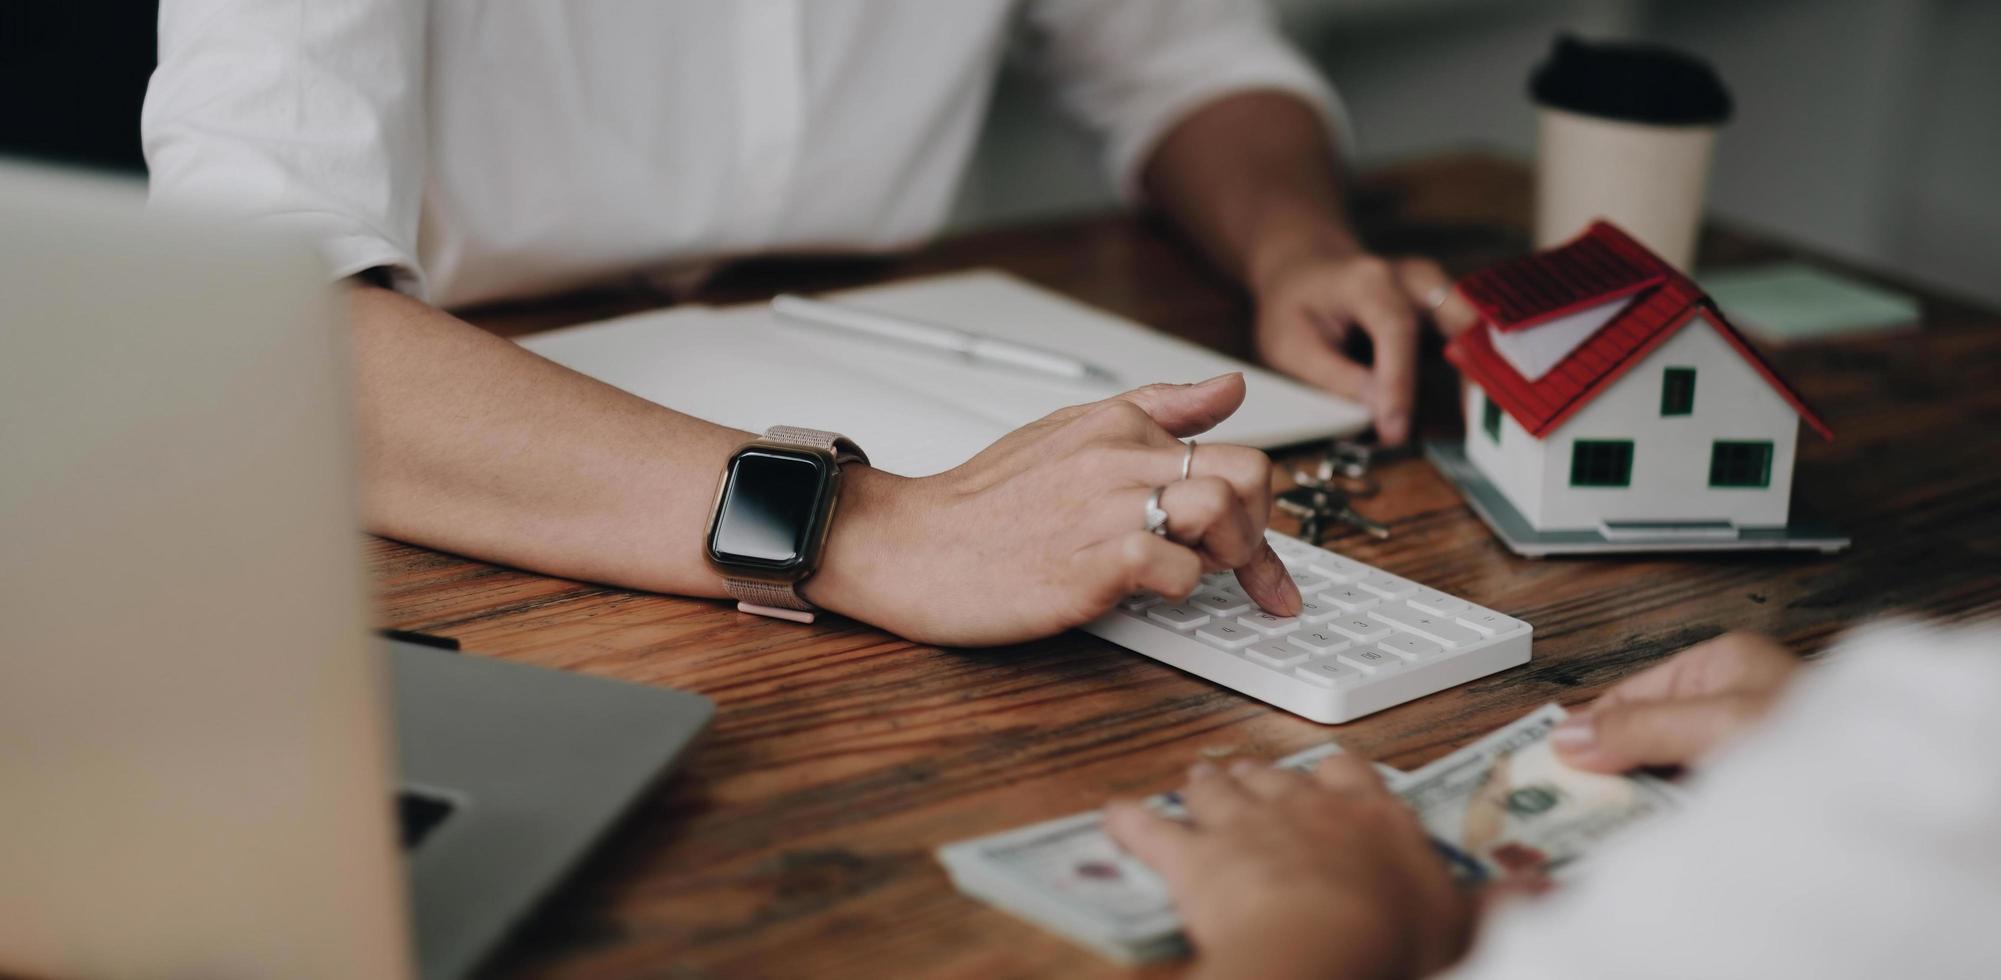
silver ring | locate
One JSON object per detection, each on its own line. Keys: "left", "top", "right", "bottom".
{"left": 1179, "top": 439, "right": 1197, "bottom": 482}
{"left": 1424, "top": 285, "right": 1450, "bottom": 311}
{"left": 1143, "top": 486, "right": 1171, "bottom": 537}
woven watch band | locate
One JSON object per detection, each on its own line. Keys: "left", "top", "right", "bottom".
{"left": 723, "top": 426, "right": 867, "bottom": 619}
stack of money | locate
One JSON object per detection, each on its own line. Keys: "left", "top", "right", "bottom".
{"left": 936, "top": 704, "right": 1678, "bottom": 962}
{"left": 936, "top": 743, "right": 1395, "bottom": 962}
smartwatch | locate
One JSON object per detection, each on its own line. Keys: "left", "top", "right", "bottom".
{"left": 704, "top": 426, "right": 869, "bottom": 623}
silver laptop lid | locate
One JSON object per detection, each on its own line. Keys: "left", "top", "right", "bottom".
{"left": 0, "top": 163, "right": 413, "bottom": 978}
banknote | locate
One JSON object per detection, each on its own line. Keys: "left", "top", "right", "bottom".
{"left": 939, "top": 705, "right": 1681, "bottom": 962}
{"left": 1397, "top": 704, "right": 1681, "bottom": 883}
{"left": 934, "top": 743, "right": 1400, "bottom": 962}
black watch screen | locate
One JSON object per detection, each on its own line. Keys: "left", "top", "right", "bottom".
{"left": 707, "top": 447, "right": 835, "bottom": 570}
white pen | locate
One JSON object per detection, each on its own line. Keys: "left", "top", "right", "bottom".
{"left": 771, "top": 293, "right": 1119, "bottom": 385}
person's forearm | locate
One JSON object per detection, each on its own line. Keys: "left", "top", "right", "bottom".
{"left": 348, "top": 284, "right": 861, "bottom": 599}
{"left": 343, "top": 287, "right": 1291, "bottom": 644}
{"left": 1140, "top": 91, "right": 1361, "bottom": 293}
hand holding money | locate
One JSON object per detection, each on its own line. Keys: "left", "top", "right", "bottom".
{"left": 1107, "top": 755, "right": 1470, "bottom": 980}
{"left": 936, "top": 705, "right": 1681, "bottom": 966}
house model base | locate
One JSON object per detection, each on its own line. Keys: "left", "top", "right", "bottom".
{"left": 1427, "top": 441, "right": 1849, "bottom": 558}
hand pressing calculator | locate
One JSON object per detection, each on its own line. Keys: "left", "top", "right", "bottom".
{"left": 1083, "top": 530, "right": 1531, "bottom": 723}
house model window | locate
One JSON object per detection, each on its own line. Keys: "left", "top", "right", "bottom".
{"left": 1445, "top": 221, "right": 1834, "bottom": 533}
{"left": 1709, "top": 441, "right": 1774, "bottom": 488}
{"left": 1570, "top": 440, "right": 1633, "bottom": 487}
{"left": 1661, "top": 367, "right": 1696, "bottom": 416}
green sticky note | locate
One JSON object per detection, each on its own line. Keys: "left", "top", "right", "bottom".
{"left": 1699, "top": 262, "right": 1919, "bottom": 344}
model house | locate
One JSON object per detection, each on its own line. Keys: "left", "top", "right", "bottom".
{"left": 1445, "top": 221, "right": 1832, "bottom": 537}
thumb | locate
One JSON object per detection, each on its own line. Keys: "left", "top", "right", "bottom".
{"left": 1552, "top": 694, "right": 1766, "bottom": 773}
{"left": 1114, "top": 373, "right": 1246, "bottom": 438}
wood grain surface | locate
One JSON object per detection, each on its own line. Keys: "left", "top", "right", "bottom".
{"left": 374, "top": 155, "right": 2001, "bottom": 979}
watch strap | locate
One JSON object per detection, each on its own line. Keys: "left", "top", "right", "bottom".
{"left": 763, "top": 425, "right": 868, "bottom": 466}
{"left": 723, "top": 425, "right": 866, "bottom": 622}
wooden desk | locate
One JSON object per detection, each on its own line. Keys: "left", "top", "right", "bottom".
{"left": 376, "top": 155, "right": 2001, "bottom": 979}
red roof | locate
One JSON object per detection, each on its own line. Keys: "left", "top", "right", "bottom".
{"left": 1446, "top": 221, "right": 1833, "bottom": 441}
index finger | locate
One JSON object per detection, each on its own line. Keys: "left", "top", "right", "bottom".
{"left": 1232, "top": 540, "right": 1301, "bottom": 617}
{"left": 1348, "top": 289, "right": 1420, "bottom": 444}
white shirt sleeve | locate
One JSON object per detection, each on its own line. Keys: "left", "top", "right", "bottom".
{"left": 1443, "top": 621, "right": 2001, "bottom": 980}
{"left": 1023, "top": 0, "right": 1351, "bottom": 202}
{"left": 142, "top": 0, "right": 430, "bottom": 296}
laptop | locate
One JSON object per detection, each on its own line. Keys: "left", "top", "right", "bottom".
{"left": 0, "top": 162, "right": 713, "bottom": 979}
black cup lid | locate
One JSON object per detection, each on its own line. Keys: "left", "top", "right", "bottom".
{"left": 1531, "top": 34, "right": 1732, "bottom": 126}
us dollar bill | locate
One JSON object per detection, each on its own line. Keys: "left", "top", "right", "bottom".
{"left": 1397, "top": 703, "right": 1681, "bottom": 883}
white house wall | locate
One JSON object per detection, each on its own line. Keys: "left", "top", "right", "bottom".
{"left": 1463, "top": 380, "right": 1547, "bottom": 526}
{"left": 1534, "top": 313, "right": 1800, "bottom": 530}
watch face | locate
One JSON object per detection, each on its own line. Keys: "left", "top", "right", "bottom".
{"left": 709, "top": 448, "right": 831, "bottom": 569}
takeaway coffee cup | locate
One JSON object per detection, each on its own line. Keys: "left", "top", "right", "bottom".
{"left": 1531, "top": 35, "right": 1733, "bottom": 270}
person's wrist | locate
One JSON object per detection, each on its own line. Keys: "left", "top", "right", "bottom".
{"left": 1245, "top": 210, "right": 1364, "bottom": 296}
{"left": 796, "top": 463, "right": 913, "bottom": 624}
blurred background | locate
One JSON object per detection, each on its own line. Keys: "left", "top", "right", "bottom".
{"left": 6, "top": 0, "right": 1996, "bottom": 305}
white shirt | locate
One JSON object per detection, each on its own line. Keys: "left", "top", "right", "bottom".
{"left": 1450, "top": 621, "right": 2001, "bottom": 980}
{"left": 142, "top": 0, "right": 1342, "bottom": 309}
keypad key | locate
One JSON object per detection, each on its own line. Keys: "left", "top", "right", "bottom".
{"left": 1378, "top": 633, "right": 1448, "bottom": 662}
{"left": 1191, "top": 591, "right": 1254, "bottom": 617}
{"left": 1237, "top": 612, "right": 1300, "bottom": 637}
{"left": 1322, "top": 587, "right": 1380, "bottom": 612}
{"left": 1147, "top": 604, "right": 1211, "bottom": 631}
{"left": 1368, "top": 604, "right": 1483, "bottom": 648}
{"left": 1267, "top": 534, "right": 1318, "bottom": 562}
{"left": 1294, "top": 595, "right": 1341, "bottom": 623}
{"left": 1245, "top": 637, "right": 1310, "bottom": 668}
{"left": 1407, "top": 588, "right": 1471, "bottom": 617}
{"left": 1119, "top": 593, "right": 1161, "bottom": 613}
{"left": 1308, "top": 555, "right": 1366, "bottom": 581}
{"left": 1287, "top": 572, "right": 1335, "bottom": 595}
{"left": 1196, "top": 620, "right": 1259, "bottom": 649}
{"left": 1456, "top": 609, "right": 1529, "bottom": 636}
{"left": 1338, "top": 646, "right": 1406, "bottom": 674}
{"left": 1287, "top": 629, "right": 1350, "bottom": 656}
{"left": 1325, "top": 616, "right": 1391, "bottom": 642}
{"left": 1355, "top": 569, "right": 1420, "bottom": 599}
{"left": 1295, "top": 659, "right": 1363, "bottom": 689}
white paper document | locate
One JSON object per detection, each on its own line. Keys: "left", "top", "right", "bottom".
{"left": 518, "top": 269, "right": 1370, "bottom": 476}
